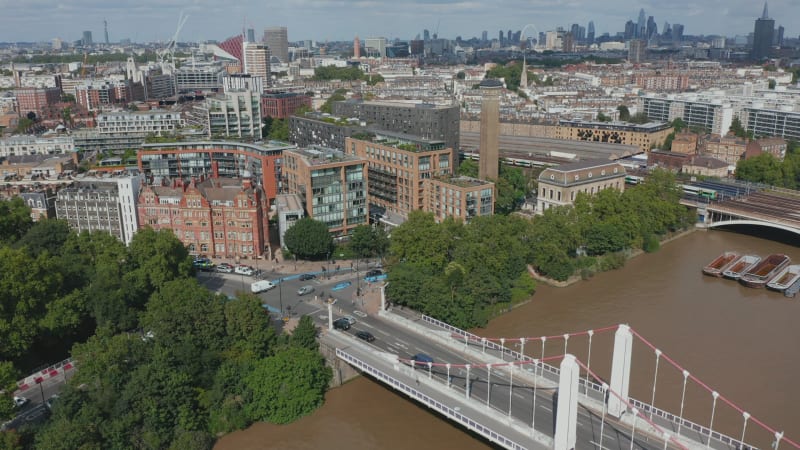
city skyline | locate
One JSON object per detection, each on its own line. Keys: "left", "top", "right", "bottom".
{"left": 1, "top": 0, "right": 797, "bottom": 44}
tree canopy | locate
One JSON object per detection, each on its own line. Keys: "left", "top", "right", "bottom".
{"left": 283, "top": 218, "right": 333, "bottom": 259}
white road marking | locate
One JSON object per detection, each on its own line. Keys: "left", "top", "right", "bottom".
{"left": 589, "top": 441, "right": 611, "bottom": 450}
{"left": 540, "top": 405, "right": 552, "bottom": 412}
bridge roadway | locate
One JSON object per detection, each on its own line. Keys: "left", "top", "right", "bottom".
{"left": 322, "top": 305, "right": 748, "bottom": 450}
{"left": 705, "top": 191, "right": 800, "bottom": 231}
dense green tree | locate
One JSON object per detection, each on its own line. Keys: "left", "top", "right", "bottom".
{"left": 584, "top": 222, "right": 628, "bottom": 255}
{"left": 628, "top": 112, "right": 650, "bottom": 124}
{"left": 457, "top": 158, "right": 478, "bottom": 177}
{"left": 729, "top": 117, "right": 747, "bottom": 138}
{"left": 320, "top": 92, "right": 346, "bottom": 114}
{"left": 617, "top": 105, "right": 631, "bottom": 121}
{"left": 0, "top": 198, "right": 33, "bottom": 243}
{"left": 223, "top": 295, "right": 276, "bottom": 358}
{"left": 15, "top": 219, "right": 71, "bottom": 257}
{"left": 389, "top": 212, "right": 453, "bottom": 272}
{"left": 596, "top": 111, "right": 612, "bottom": 122}
{"left": 141, "top": 279, "right": 227, "bottom": 357}
{"left": 245, "top": 346, "right": 331, "bottom": 424}
{"left": 349, "top": 225, "right": 389, "bottom": 258}
{"left": 735, "top": 153, "right": 784, "bottom": 186}
{"left": 0, "top": 361, "right": 18, "bottom": 421}
{"left": 290, "top": 315, "right": 319, "bottom": 351}
{"left": 266, "top": 118, "right": 289, "bottom": 141}
{"left": 283, "top": 218, "right": 333, "bottom": 259}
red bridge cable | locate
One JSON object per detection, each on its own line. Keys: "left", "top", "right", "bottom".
{"left": 629, "top": 327, "right": 799, "bottom": 449}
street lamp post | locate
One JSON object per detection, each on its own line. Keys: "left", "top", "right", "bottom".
{"left": 278, "top": 278, "right": 284, "bottom": 316}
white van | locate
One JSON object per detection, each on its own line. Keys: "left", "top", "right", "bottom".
{"left": 251, "top": 280, "right": 276, "bottom": 293}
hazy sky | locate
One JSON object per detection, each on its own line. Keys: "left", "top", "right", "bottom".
{"left": 0, "top": 0, "right": 795, "bottom": 44}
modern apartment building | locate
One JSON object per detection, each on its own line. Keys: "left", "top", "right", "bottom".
{"left": 536, "top": 160, "right": 626, "bottom": 214}
{"left": 0, "top": 135, "right": 75, "bottom": 158}
{"left": 641, "top": 95, "right": 733, "bottom": 136}
{"left": 242, "top": 42, "right": 271, "bottom": 87}
{"left": 137, "top": 176, "right": 267, "bottom": 259}
{"left": 555, "top": 119, "right": 672, "bottom": 152}
{"left": 289, "top": 113, "right": 366, "bottom": 149}
{"left": 174, "top": 67, "right": 225, "bottom": 92}
{"left": 423, "top": 176, "right": 495, "bottom": 223}
{"left": 55, "top": 174, "right": 143, "bottom": 245}
{"left": 282, "top": 147, "right": 368, "bottom": 237}
{"left": 205, "top": 89, "right": 262, "bottom": 138}
{"left": 223, "top": 74, "right": 264, "bottom": 94}
{"left": 138, "top": 140, "right": 294, "bottom": 204}
{"left": 345, "top": 134, "right": 453, "bottom": 219}
{"left": 332, "top": 100, "right": 460, "bottom": 156}
{"left": 741, "top": 107, "right": 800, "bottom": 141}
{"left": 96, "top": 110, "right": 185, "bottom": 136}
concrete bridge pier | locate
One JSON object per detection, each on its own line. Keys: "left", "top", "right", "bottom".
{"left": 554, "top": 354, "right": 579, "bottom": 450}
{"left": 608, "top": 324, "right": 633, "bottom": 418}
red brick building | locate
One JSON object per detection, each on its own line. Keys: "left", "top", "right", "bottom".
{"left": 261, "top": 93, "right": 312, "bottom": 119}
{"left": 14, "top": 87, "right": 61, "bottom": 116}
{"left": 137, "top": 176, "right": 267, "bottom": 259}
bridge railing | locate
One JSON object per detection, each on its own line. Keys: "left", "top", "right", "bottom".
{"left": 336, "top": 348, "right": 528, "bottom": 450}
{"left": 421, "top": 314, "right": 605, "bottom": 398}
{"left": 629, "top": 398, "right": 756, "bottom": 450}
{"left": 421, "top": 314, "right": 754, "bottom": 449}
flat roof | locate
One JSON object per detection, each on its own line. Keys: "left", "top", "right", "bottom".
{"left": 460, "top": 132, "right": 641, "bottom": 161}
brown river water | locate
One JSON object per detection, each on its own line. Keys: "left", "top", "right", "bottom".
{"left": 217, "top": 229, "right": 800, "bottom": 450}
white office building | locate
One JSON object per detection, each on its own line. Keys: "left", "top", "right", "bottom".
{"left": 96, "top": 111, "right": 185, "bottom": 136}
{"left": 0, "top": 135, "right": 76, "bottom": 158}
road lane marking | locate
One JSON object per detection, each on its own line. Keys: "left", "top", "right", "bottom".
{"left": 589, "top": 441, "right": 611, "bottom": 450}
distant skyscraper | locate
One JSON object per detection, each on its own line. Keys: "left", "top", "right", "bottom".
{"left": 671, "top": 24, "right": 684, "bottom": 43}
{"left": 246, "top": 28, "right": 255, "bottom": 43}
{"left": 104, "top": 20, "right": 109, "bottom": 45}
{"left": 587, "top": 21, "right": 595, "bottom": 44}
{"left": 507, "top": 30, "right": 513, "bottom": 43}
{"left": 775, "top": 25, "right": 784, "bottom": 46}
{"left": 82, "top": 30, "right": 93, "bottom": 46}
{"left": 482, "top": 30, "right": 488, "bottom": 42}
{"left": 571, "top": 24, "right": 580, "bottom": 41}
{"left": 637, "top": 9, "right": 646, "bottom": 38}
{"left": 354, "top": 36, "right": 361, "bottom": 58}
{"left": 499, "top": 30, "right": 504, "bottom": 44}
{"left": 423, "top": 29, "right": 430, "bottom": 41}
{"left": 624, "top": 20, "right": 636, "bottom": 40}
{"left": 751, "top": 2, "right": 774, "bottom": 60}
{"left": 646, "top": 16, "right": 657, "bottom": 40}
{"left": 263, "top": 26, "right": 288, "bottom": 63}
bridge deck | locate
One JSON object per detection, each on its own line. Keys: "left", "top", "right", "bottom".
{"left": 709, "top": 191, "right": 800, "bottom": 229}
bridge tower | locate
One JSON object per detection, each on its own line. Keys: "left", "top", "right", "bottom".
{"left": 554, "top": 354, "right": 579, "bottom": 450}
{"left": 608, "top": 324, "right": 633, "bottom": 418}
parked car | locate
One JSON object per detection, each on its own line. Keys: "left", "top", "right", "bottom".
{"left": 13, "top": 396, "right": 28, "bottom": 408}
{"left": 333, "top": 318, "right": 351, "bottom": 330}
{"left": 299, "top": 273, "right": 316, "bottom": 281}
{"left": 235, "top": 265, "right": 255, "bottom": 276}
{"left": 355, "top": 330, "right": 375, "bottom": 342}
{"left": 216, "top": 263, "right": 234, "bottom": 273}
{"left": 297, "top": 285, "right": 315, "bottom": 296}
{"left": 365, "top": 269, "right": 383, "bottom": 278}
{"left": 343, "top": 315, "right": 356, "bottom": 326}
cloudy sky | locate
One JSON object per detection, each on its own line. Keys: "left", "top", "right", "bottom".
{"left": 0, "top": 0, "right": 795, "bottom": 44}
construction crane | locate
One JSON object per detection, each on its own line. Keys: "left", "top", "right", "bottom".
{"left": 158, "top": 12, "right": 189, "bottom": 73}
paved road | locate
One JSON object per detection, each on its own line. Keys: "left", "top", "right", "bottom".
{"left": 199, "top": 270, "right": 684, "bottom": 450}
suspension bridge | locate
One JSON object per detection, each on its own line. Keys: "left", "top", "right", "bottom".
{"left": 320, "top": 287, "right": 796, "bottom": 450}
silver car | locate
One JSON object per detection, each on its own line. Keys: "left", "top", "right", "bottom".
{"left": 297, "top": 285, "right": 315, "bottom": 296}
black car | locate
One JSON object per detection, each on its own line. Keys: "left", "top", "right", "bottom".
{"left": 333, "top": 318, "right": 351, "bottom": 330}
{"left": 299, "top": 273, "right": 317, "bottom": 281}
{"left": 365, "top": 269, "right": 383, "bottom": 278}
{"left": 355, "top": 331, "right": 375, "bottom": 342}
